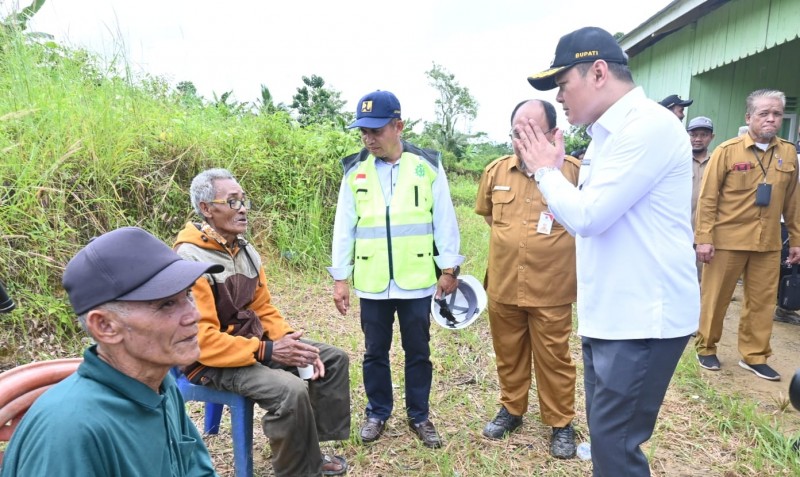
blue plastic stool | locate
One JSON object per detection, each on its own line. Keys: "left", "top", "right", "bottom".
{"left": 170, "top": 369, "right": 255, "bottom": 477}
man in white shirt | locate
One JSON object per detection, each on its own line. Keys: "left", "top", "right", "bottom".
{"left": 518, "top": 26, "right": 699, "bottom": 476}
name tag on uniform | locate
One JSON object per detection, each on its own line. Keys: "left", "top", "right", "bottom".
{"left": 537, "top": 211, "right": 554, "bottom": 235}
{"left": 492, "top": 185, "right": 511, "bottom": 191}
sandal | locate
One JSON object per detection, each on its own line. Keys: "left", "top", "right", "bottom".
{"left": 321, "top": 454, "right": 348, "bottom": 476}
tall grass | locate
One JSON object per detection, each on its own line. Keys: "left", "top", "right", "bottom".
{"left": 0, "top": 30, "right": 358, "bottom": 341}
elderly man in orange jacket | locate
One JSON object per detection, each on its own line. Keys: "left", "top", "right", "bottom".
{"left": 174, "top": 168, "right": 351, "bottom": 477}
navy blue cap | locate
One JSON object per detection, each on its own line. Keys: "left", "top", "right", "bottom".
{"left": 528, "top": 27, "right": 628, "bottom": 91}
{"left": 660, "top": 94, "right": 693, "bottom": 108}
{"left": 348, "top": 90, "right": 402, "bottom": 129}
{"left": 63, "top": 227, "right": 223, "bottom": 315}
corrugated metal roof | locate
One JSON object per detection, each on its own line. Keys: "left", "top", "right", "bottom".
{"left": 621, "top": 0, "right": 800, "bottom": 73}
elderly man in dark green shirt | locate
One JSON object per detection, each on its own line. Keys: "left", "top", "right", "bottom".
{"left": 0, "top": 227, "right": 222, "bottom": 477}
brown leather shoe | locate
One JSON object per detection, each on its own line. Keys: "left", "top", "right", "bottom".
{"left": 409, "top": 419, "right": 442, "bottom": 448}
{"left": 359, "top": 417, "right": 385, "bottom": 443}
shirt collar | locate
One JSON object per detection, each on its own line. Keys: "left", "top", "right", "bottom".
{"left": 78, "top": 345, "right": 167, "bottom": 410}
{"left": 741, "top": 132, "right": 779, "bottom": 151}
{"left": 588, "top": 86, "right": 645, "bottom": 139}
{"left": 201, "top": 221, "right": 241, "bottom": 251}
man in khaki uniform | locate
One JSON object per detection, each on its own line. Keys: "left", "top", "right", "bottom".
{"left": 695, "top": 88, "right": 800, "bottom": 381}
{"left": 688, "top": 116, "right": 715, "bottom": 281}
{"left": 475, "top": 99, "right": 580, "bottom": 459}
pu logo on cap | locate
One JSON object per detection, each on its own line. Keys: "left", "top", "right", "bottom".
{"left": 361, "top": 101, "right": 373, "bottom": 113}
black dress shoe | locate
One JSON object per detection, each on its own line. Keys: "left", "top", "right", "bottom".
{"left": 360, "top": 417, "right": 385, "bottom": 443}
{"left": 482, "top": 406, "right": 523, "bottom": 439}
{"left": 550, "top": 423, "right": 576, "bottom": 459}
{"left": 409, "top": 419, "right": 442, "bottom": 448}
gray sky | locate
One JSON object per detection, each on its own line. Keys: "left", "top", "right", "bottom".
{"left": 23, "top": 0, "right": 674, "bottom": 143}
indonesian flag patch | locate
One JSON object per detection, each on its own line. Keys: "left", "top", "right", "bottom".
{"left": 355, "top": 173, "right": 367, "bottom": 184}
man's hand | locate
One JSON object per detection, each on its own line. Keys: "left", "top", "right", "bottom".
{"left": 310, "top": 356, "right": 326, "bottom": 381}
{"left": 696, "top": 243, "right": 715, "bottom": 264}
{"left": 270, "top": 330, "right": 320, "bottom": 368}
{"left": 514, "top": 119, "right": 565, "bottom": 172}
{"left": 787, "top": 246, "right": 800, "bottom": 265}
{"left": 435, "top": 274, "right": 458, "bottom": 300}
{"left": 333, "top": 280, "right": 350, "bottom": 315}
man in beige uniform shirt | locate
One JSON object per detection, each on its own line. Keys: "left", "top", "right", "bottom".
{"left": 688, "top": 116, "right": 715, "bottom": 281}
{"left": 695, "top": 89, "right": 800, "bottom": 381}
{"left": 475, "top": 99, "right": 580, "bottom": 459}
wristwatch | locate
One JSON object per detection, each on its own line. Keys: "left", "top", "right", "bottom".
{"left": 534, "top": 166, "right": 559, "bottom": 184}
{"left": 441, "top": 265, "right": 460, "bottom": 278}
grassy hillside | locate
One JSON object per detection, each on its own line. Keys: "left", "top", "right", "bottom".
{"left": 0, "top": 31, "right": 357, "bottom": 340}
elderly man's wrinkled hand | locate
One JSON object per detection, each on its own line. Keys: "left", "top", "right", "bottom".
{"left": 270, "top": 331, "right": 320, "bottom": 367}
{"left": 310, "top": 356, "right": 325, "bottom": 380}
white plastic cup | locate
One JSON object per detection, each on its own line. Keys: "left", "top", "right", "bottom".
{"left": 297, "top": 364, "right": 314, "bottom": 380}
{"left": 576, "top": 442, "right": 591, "bottom": 461}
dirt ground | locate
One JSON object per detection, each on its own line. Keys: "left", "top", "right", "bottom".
{"left": 694, "top": 283, "right": 800, "bottom": 432}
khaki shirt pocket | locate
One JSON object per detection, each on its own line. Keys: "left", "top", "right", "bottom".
{"left": 730, "top": 169, "right": 760, "bottom": 191}
{"left": 490, "top": 190, "right": 515, "bottom": 225}
{"left": 773, "top": 161, "right": 796, "bottom": 186}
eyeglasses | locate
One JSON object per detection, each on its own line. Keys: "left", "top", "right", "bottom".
{"left": 509, "top": 127, "right": 554, "bottom": 140}
{"left": 209, "top": 198, "right": 251, "bottom": 210}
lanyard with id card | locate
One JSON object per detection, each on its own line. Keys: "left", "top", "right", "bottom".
{"left": 751, "top": 148, "right": 774, "bottom": 207}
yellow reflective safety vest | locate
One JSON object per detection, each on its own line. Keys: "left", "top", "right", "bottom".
{"left": 344, "top": 143, "right": 440, "bottom": 293}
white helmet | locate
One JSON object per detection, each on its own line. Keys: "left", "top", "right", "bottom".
{"left": 431, "top": 275, "right": 487, "bottom": 330}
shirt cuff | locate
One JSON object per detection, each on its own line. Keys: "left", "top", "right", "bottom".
{"left": 327, "top": 266, "right": 353, "bottom": 281}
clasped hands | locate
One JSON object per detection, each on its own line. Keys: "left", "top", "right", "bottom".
{"left": 512, "top": 118, "right": 565, "bottom": 172}
{"left": 271, "top": 330, "right": 325, "bottom": 380}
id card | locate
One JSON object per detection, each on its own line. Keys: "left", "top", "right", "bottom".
{"left": 537, "top": 211, "right": 554, "bottom": 235}
{"left": 755, "top": 182, "right": 772, "bottom": 207}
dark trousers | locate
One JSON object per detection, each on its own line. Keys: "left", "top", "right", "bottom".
{"left": 207, "top": 340, "right": 350, "bottom": 477}
{"left": 582, "top": 334, "right": 690, "bottom": 477}
{"left": 360, "top": 297, "right": 432, "bottom": 424}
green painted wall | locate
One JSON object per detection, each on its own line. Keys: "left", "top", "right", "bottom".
{"left": 628, "top": 0, "right": 800, "bottom": 148}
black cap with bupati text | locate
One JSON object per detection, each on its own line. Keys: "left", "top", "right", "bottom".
{"left": 528, "top": 26, "right": 628, "bottom": 91}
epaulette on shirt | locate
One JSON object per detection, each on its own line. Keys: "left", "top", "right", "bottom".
{"left": 341, "top": 140, "right": 440, "bottom": 175}
{"left": 715, "top": 135, "right": 746, "bottom": 150}
{"left": 564, "top": 155, "right": 581, "bottom": 167}
{"left": 483, "top": 155, "right": 514, "bottom": 173}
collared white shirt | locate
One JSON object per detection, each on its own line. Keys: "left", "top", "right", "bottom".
{"left": 538, "top": 87, "right": 699, "bottom": 339}
{"left": 328, "top": 153, "right": 463, "bottom": 299}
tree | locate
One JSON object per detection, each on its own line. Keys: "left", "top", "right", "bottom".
{"left": 175, "top": 80, "right": 203, "bottom": 108}
{"left": 563, "top": 125, "right": 590, "bottom": 156}
{"left": 211, "top": 90, "right": 247, "bottom": 117}
{"left": 1, "top": 0, "right": 47, "bottom": 34}
{"left": 290, "top": 75, "right": 350, "bottom": 127}
{"left": 424, "top": 63, "right": 478, "bottom": 160}
{"left": 255, "top": 84, "right": 288, "bottom": 115}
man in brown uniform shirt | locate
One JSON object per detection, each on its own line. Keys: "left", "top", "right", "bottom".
{"left": 475, "top": 99, "right": 580, "bottom": 459}
{"left": 695, "top": 89, "right": 800, "bottom": 381}
{"left": 688, "top": 116, "right": 715, "bottom": 281}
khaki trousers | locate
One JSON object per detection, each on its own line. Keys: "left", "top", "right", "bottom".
{"left": 695, "top": 249, "right": 780, "bottom": 364}
{"left": 487, "top": 299, "right": 576, "bottom": 426}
